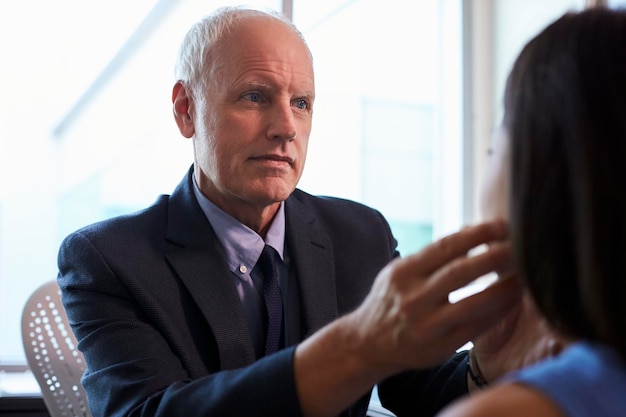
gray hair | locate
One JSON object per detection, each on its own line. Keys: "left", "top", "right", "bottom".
{"left": 174, "top": 6, "right": 311, "bottom": 95}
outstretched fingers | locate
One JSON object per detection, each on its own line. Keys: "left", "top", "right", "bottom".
{"left": 429, "top": 241, "right": 513, "bottom": 298}
{"left": 434, "top": 276, "right": 523, "bottom": 352}
{"left": 355, "top": 220, "right": 520, "bottom": 371}
{"left": 400, "top": 221, "right": 508, "bottom": 278}
{"left": 388, "top": 222, "right": 520, "bottom": 366}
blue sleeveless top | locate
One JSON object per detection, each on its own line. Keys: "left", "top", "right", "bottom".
{"left": 506, "top": 342, "right": 626, "bottom": 417}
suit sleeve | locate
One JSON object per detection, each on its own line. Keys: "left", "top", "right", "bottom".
{"left": 377, "top": 351, "right": 469, "bottom": 417}
{"left": 57, "top": 231, "right": 303, "bottom": 417}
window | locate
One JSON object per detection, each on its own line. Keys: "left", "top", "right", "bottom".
{"left": 294, "top": 0, "right": 465, "bottom": 251}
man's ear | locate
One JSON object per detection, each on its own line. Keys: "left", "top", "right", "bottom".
{"left": 172, "top": 81, "right": 194, "bottom": 138}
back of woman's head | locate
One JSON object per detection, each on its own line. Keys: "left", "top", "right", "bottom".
{"left": 504, "top": 8, "right": 626, "bottom": 357}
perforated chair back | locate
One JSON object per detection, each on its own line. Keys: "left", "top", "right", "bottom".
{"left": 21, "top": 280, "right": 92, "bottom": 417}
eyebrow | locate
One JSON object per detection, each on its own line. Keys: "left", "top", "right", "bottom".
{"left": 242, "top": 81, "right": 272, "bottom": 90}
{"left": 240, "top": 80, "right": 314, "bottom": 99}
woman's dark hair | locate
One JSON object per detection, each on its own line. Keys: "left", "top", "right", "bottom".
{"left": 504, "top": 8, "right": 626, "bottom": 358}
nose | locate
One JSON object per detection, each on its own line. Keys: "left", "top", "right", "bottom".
{"left": 266, "top": 101, "right": 297, "bottom": 141}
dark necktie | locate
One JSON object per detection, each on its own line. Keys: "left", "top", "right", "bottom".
{"left": 257, "top": 245, "right": 284, "bottom": 356}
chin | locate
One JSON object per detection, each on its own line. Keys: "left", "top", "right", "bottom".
{"left": 257, "top": 179, "right": 297, "bottom": 201}
{"left": 266, "top": 189, "right": 293, "bottom": 204}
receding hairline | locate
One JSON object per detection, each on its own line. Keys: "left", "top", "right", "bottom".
{"left": 214, "top": 8, "right": 313, "bottom": 60}
{"left": 175, "top": 6, "right": 313, "bottom": 93}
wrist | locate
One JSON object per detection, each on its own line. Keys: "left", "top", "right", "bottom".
{"left": 467, "top": 349, "right": 489, "bottom": 391}
{"left": 294, "top": 316, "right": 382, "bottom": 416}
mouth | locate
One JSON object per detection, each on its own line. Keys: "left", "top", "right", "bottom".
{"left": 250, "top": 154, "right": 295, "bottom": 166}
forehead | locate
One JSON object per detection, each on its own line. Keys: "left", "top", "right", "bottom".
{"left": 211, "top": 15, "right": 314, "bottom": 89}
{"left": 226, "top": 15, "right": 308, "bottom": 51}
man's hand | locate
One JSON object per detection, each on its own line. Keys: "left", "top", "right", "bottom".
{"left": 346, "top": 220, "right": 523, "bottom": 376}
{"left": 295, "top": 221, "right": 526, "bottom": 417}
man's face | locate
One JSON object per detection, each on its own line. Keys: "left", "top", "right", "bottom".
{"left": 190, "top": 15, "right": 315, "bottom": 217}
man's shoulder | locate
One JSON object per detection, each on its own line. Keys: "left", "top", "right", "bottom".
{"left": 67, "top": 194, "right": 171, "bottom": 240}
{"left": 287, "top": 189, "right": 392, "bottom": 238}
{"left": 289, "top": 188, "right": 381, "bottom": 215}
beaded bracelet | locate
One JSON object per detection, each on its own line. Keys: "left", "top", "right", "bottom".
{"left": 467, "top": 350, "right": 489, "bottom": 388}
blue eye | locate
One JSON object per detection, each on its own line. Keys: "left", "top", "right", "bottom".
{"left": 294, "top": 99, "right": 308, "bottom": 110}
{"left": 246, "top": 92, "right": 262, "bottom": 102}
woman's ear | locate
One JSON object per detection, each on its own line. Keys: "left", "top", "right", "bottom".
{"left": 172, "top": 81, "right": 194, "bottom": 138}
{"left": 547, "top": 336, "right": 566, "bottom": 358}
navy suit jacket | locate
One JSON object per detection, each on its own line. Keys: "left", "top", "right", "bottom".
{"left": 58, "top": 167, "right": 468, "bottom": 417}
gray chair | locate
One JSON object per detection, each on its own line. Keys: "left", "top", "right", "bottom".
{"left": 21, "top": 280, "right": 92, "bottom": 417}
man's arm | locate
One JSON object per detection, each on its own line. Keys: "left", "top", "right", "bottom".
{"left": 58, "top": 231, "right": 303, "bottom": 417}
{"left": 291, "top": 222, "right": 522, "bottom": 417}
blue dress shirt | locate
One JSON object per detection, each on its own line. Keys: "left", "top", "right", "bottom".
{"left": 192, "top": 179, "right": 291, "bottom": 358}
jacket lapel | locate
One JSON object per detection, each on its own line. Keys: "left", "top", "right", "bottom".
{"left": 285, "top": 192, "right": 339, "bottom": 337}
{"left": 161, "top": 170, "right": 340, "bottom": 366}
{"left": 164, "top": 169, "right": 256, "bottom": 369}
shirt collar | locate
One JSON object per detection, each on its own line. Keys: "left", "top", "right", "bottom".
{"left": 192, "top": 177, "right": 286, "bottom": 275}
